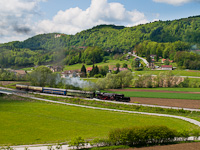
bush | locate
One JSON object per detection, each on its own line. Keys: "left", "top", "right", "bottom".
{"left": 108, "top": 126, "right": 177, "bottom": 146}
{"left": 94, "top": 74, "right": 103, "bottom": 78}
{"left": 68, "top": 136, "right": 85, "bottom": 149}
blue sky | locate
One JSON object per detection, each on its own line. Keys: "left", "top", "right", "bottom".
{"left": 0, "top": 0, "right": 200, "bottom": 43}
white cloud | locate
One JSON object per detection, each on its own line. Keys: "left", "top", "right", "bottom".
{"left": 0, "top": 0, "right": 44, "bottom": 43}
{"left": 36, "top": 0, "right": 149, "bottom": 35}
{"left": 153, "top": 0, "right": 200, "bottom": 6}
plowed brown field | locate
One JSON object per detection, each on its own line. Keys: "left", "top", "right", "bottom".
{"left": 109, "top": 89, "right": 200, "bottom": 109}
{"left": 120, "top": 142, "right": 200, "bottom": 150}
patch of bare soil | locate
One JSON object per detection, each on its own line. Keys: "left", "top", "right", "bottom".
{"left": 130, "top": 97, "right": 200, "bottom": 109}
{"left": 120, "top": 142, "right": 200, "bottom": 150}
{"left": 109, "top": 89, "right": 200, "bottom": 94}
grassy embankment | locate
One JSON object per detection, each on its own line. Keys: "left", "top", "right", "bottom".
{"left": 0, "top": 96, "right": 199, "bottom": 146}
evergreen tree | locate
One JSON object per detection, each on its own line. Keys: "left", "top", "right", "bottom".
{"left": 81, "top": 64, "right": 86, "bottom": 77}
{"left": 146, "top": 55, "right": 152, "bottom": 63}
{"left": 90, "top": 65, "right": 95, "bottom": 77}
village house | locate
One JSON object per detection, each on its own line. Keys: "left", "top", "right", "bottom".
{"left": 86, "top": 67, "right": 93, "bottom": 73}
{"left": 54, "top": 34, "right": 61, "bottom": 38}
{"left": 10, "top": 70, "right": 27, "bottom": 77}
{"left": 150, "top": 54, "right": 157, "bottom": 59}
{"left": 113, "top": 68, "right": 128, "bottom": 72}
{"left": 49, "top": 66, "right": 63, "bottom": 72}
{"left": 125, "top": 55, "right": 131, "bottom": 60}
{"left": 161, "top": 59, "right": 173, "bottom": 64}
{"left": 132, "top": 51, "right": 137, "bottom": 55}
{"left": 148, "top": 63, "right": 155, "bottom": 69}
{"left": 61, "top": 70, "right": 81, "bottom": 78}
{"left": 161, "top": 65, "right": 173, "bottom": 70}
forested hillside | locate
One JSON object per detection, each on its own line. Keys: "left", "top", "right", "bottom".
{"left": 0, "top": 15, "right": 200, "bottom": 68}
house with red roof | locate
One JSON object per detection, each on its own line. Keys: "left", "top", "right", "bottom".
{"left": 113, "top": 68, "right": 128, "bottom": 72}
{"left": 10, "top": 70, "right": 27, "bottom": 77}
{"left": 86, "top": 67, "right": 93, "bottom": 73}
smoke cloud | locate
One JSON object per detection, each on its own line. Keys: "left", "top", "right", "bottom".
{"left": 63, "top": 77, "right": 98, "bottom": 91}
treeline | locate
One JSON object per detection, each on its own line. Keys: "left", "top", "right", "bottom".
{"left": 134, "top": 40, "right": 200, "bottom": 69}
{"left": 134, "top": 72, "right": 200, "bottom": 88}
{"left": 97, "top": 70, "right": 133, "bottom": 89}
{"left": 28, "top": 66, "right": 97, "bottom": 90}
{"left": 135, "top": 40, "right": 190, "bottom": 59}
{"left": 0, "top": 69, "right": 26, "bottom": 81}
{"left": 175, "top": 51, "right": 200, "bottom": 69}
{"left": 64, "top": 47, "right": 105, "bottom": 65}
{"left": 0, "top": 43, "right": 65, "bottom": 68}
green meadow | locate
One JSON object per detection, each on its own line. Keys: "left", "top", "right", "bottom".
{"left": 0, "top": 96, "right": 198, "bottom": 145}
{"left": 133, "top": 70, "right": 200, "bottom": 77}
{"left": 63, "top": 59, "right": 133, "bottom": 71}
{"left": 125, "top": 88, "right": 200, "bottom": 92}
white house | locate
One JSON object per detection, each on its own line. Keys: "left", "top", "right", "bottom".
{"left": 161, "top": 65, "right": 173, "bottom": 70}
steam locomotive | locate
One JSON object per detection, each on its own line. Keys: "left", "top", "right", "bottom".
{"left": 16, "top": 84, "right": 130, "bottom": 102}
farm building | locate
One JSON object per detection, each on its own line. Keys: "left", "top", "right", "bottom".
{"left": 162, "top": 59, "right": 173, "bottom": 63}
{"left": 49, "top": 66, "right": 63, "bottom": 72}
{"left": 161, "top": 65, "right": 173, "bottom": 70}
{"left": 61, "top": 70, "right": 81, "bottom": 78}
{"left": 113, "top": 68, "right": 128, "bottom": 72}
{"left": 150, "top": 55, "right": 157, "bottom": 59}
{"left": 86, "top": 67, "right": 93, "bottom": 73}
{"left": 10, "top": 70, "right": 27, "bottom": 77}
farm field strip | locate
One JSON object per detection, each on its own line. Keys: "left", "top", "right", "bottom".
{"left": 14, "top": 93, "right": 200, "bottom": 127}
{"left": 105, "top": 91, "right": 200, "bottom": 100}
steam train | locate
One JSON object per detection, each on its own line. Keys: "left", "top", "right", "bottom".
{"left": 16, "top": 84, "right": 130, "bottom": 102}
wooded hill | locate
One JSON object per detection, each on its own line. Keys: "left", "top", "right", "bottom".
{"left": 0, "top": 15, "right": 200, "bottom": 68}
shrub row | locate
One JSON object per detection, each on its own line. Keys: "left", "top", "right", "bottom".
{"left": 108, "top": 126, "right": 176, "bottom": 146}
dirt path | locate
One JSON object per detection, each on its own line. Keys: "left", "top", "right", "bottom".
{"left": 121, "top": 142, "right": 200, "bottom": 150}
{"left": 131, "top": 97, "right": 200, "bottom": 109}
{"left": 109, "top": 89, "right": 200, "bottom": 94}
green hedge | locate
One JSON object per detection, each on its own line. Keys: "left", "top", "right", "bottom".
{"left": 108, "top": 126, "right": 177, "bottom": 146}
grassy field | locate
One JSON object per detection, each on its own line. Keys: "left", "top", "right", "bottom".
{"left": 0, "top": 96, "right": 199, "bottom": 145}
{"left": 104, "top": 91, "right": 200, "bottom": 100}
{"left": 82, "top": 78, "right": 99, "bottom": 83}
{"left": 63, "top": 59, "right": 133, "bottom": 71}
{"left": 134, "top": 70, "right": 200, "bottom": 77}
{"left": 125, "top": 88, "right": 200, "bottom": 92}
